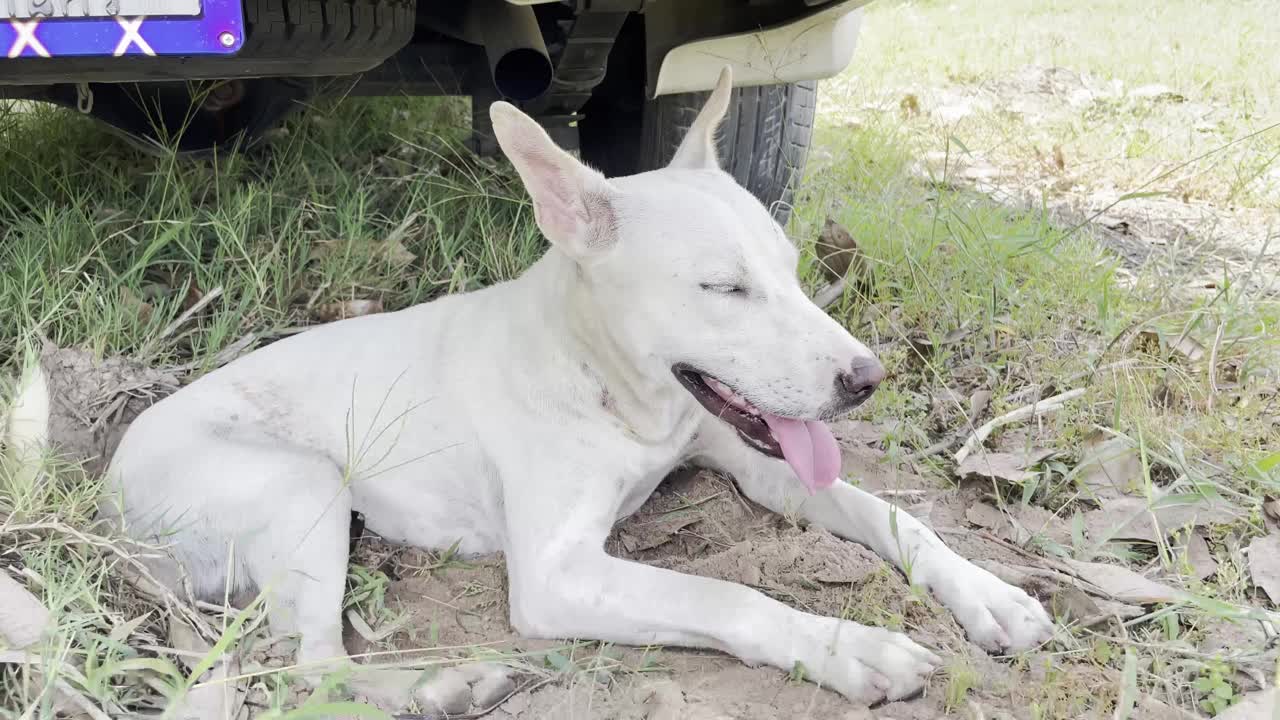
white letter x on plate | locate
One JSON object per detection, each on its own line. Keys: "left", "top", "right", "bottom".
{"left": 114, "top": 17, "right": 155, "bottom": 57}
{"left": 8, "top": 20, "right": 50, "bottom": 58}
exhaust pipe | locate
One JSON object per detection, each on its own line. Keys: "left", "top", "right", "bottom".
{"left": 463, "top": 0, "right": 553, "bottom": 102}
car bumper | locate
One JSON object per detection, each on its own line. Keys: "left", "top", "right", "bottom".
{"left": 653, "top": 0, "right": 868, "bottom": 97}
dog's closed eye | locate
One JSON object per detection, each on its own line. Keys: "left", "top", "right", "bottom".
{"left": 699, "top": 282, "right": 749, "bottom": 296}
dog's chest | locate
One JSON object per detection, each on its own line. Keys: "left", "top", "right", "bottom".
{"left": 612, "top": 415, "right": 704, "bottom": 520}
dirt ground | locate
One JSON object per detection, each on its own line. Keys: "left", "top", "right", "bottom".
{"left": 342, "top": 464, "right": 1191, "bottom": 720}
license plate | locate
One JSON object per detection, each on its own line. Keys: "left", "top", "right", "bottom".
{"left": 1, "top": 0, "right": 242, "bottom": 57}
{"left": 2, "top": 0, "right": 200, "bottom": 20}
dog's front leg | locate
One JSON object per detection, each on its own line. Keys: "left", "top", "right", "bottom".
{"left": 691, "top": 420, "right": 1054, "bottom": 654}
{"left": 498, "top": 458, "right": 939, "bottom": 704}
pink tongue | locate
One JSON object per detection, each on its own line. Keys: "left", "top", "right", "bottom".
{"left": 761, "top": 413, "right": 841, "bottom": 494}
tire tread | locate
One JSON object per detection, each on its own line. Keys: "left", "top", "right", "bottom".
{"left": 639, "top": 80, "right": 817, "bottom": 224}
{"left": 241, "top": 0, "right": 413, "bottom": 64}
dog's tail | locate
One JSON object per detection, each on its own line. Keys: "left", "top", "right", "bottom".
{"left": 3, "top": 346, "right": 51, "bottom": 490}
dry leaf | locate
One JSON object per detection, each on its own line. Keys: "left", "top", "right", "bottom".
{"left": 815, "top": 217, "right": 858, "bottom": 282}
{"left": 314, "top": 298, "right": 383, "bottom": 322}
{"left": 1170, "top": 334, "right": 1207, "bottom": 363}
{"left": 181, "top": 277, "right": 205, "bottom": 312}
{"left": 168, "top": 620, "right": 245, "bottom": 720}
{"left": 1048, "top": 584, "right": 1100, "bottom": 624}
{"left": 969, "top": 389, "right": 993, "bottom": 419}
{"left": 382, "top": 211, "right": 421, "bottom": 266}
{"left": 1136, "top": 329, "right": 1206, "bottom": 363}
{"left": 168, "top": 619, "right": 212, "bottom": 673}
{"left": 119, "top": 287, "right": 154, "bottom": 324}
{"left": 1174, "top": 531, "right": 1217, "bottom": 581}
{"left": 957, "top": 448, "right": 1056, "bottom": 484}
{"left": 1052, "top": 143, "right": 1066, "bottom": 172}
{"left": 312, "top": 231, "right": 417, "bottom": 267}
{"left": 964, "top": 501, "right": 1071, "bottom": 545}
{"left": 1152, "top": 378, "right": 1177, "bottom": 409}
{"left": 965, "top": 502, "right": 1006, "bottom": 531}
{"left": 900, "top": 93, "right": 921, "bottom": 117}
{"left": 382, "top": 239, "right": 417, "bottom": 266}
{"left": 346, "top": 609, "right": 380, "bottom": 644}
{"left": 107, "top": 613, "right": 150, "bottom": 645}
{"left": 1247, "top": 534, "right": 1280, "bottom": 605}
{"left": 1074, "top": 434, "right": 1143, "bottom": 500}
{"left": 814, "top": 217, "right": 873, "bottom": 299}
{"left": 1084, "top": 494, "right": 1240, "bottom": 545}
{"left": 1086, "top": 597, "right": 1146, "bottom": 625}
{"left": 617, "top": 511, "right": 701, "bottom": 554}
{"left": 170, "top": 662, "right": 243, "bottom": 720}
{"left": 1063, "top": 559, "right": 1183, "bottom": 604}
{"left": 1135, "top": 330, "right": 1162, "bottom": 355}
{"left": 906, "top": 326, "right": 973, "bottom": 359}
{"left": 1134, "top": 695, "right": 1199, "bottom": 720}
{"left": 929, "top": 387, "right": 966, "bottom": 428}
{"left": 975, "top": 559, "right": 1142, "bottom": 624}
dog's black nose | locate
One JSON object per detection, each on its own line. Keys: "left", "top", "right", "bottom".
{"left": 836, "top": 358, "right": 885, "bottom": 406}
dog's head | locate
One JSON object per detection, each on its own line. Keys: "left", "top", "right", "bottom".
{"left": 491, "top": 67, "right": 883, "bottom": 493}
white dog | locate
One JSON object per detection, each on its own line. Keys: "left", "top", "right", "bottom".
{"left": 100, "top": 68, "right": 1053, "bottom": 710}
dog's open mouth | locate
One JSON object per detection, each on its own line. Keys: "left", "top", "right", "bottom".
{"left": 674, "top": 365, "right": 840, "bottom": 493}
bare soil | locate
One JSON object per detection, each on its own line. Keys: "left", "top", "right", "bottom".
{"left": 343, "top": 459, "right": 1157, "bottom": 720}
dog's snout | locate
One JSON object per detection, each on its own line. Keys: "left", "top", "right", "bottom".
{"left": 836, "top": 358, "right": 885, "bottom": 406}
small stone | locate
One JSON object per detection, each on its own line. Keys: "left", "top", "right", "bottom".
{"left": 266, "top": 637, "right": 299, "bottom": 660}
{"left": 415, "top": 668, "right": 472, "bottom": 715}
{"left": 246, "top": 686, "right": 269, "bottom": 707}
{"left": 471, "top": 672, "right": 517, "bottom": 708}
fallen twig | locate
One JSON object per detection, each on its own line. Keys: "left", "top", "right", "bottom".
{"left": 1207, "top": 322, "right": 1224, "bottom": 409}
{"left": 902, "top": 434, "right": 961, "bottom": 463}
{"left": 953, "top": 388, "right": 1086, "bottom": 464}
{"left": 1005, "top": 359, "right": 1142, "bottom": 404}
{"left": 2, "top": 651, "right": 118, "bottom": 720}
{"left": 166, "top": 331, "right": 260, "bottom": 375}
{"left": 5, "top": 521, "right": 219, "bottom": 642}
{"left": 813, "top": 276, "right": 848, "bottom": 310}
{"left": 154, "top": 285, "right": 224, "bottom": 343}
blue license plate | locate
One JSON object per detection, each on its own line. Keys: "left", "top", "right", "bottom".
{"left": 1, "top": 0, "right": 242, "bottom": 58}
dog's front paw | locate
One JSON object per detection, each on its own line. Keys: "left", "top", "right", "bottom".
{"left": 924, "top": 555, "right": 1054, "bottom": 653}
{"left": 797, "top": 619, "right": 941, "bottom": 704}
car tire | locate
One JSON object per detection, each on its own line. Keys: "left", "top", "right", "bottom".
{"left": 580, "top": 65, "right": 817, "bottom": 226}
{"left": 240, "top": 0, "right": 415, "bottom": 71}
{"left": 640, "top": 81, "right": 816, "bottom": 224}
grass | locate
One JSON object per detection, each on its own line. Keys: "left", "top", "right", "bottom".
{"left": 3, "top": 0, "right": 1279, "bottom": 717}
{"left": 825, "top": 0, "right": 1280, "bottom": 207}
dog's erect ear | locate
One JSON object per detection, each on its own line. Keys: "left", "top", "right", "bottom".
{"left": 667, "top": 66, "right": 733, "bottom": 171}
{"left": 490, "top": 102, "right": 620, "bottom": 259}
